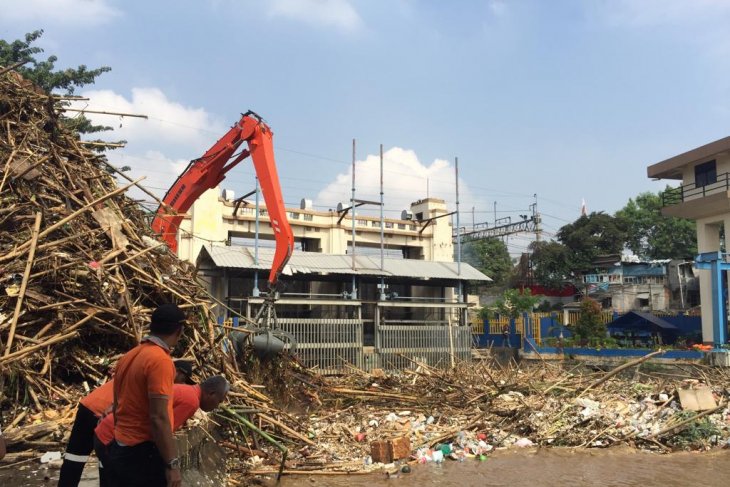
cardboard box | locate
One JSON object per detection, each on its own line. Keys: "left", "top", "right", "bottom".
{"left": 389, "top": 436, "right": 411, "bottom": 460}
{"left": 370, "top": 440, "right": 392, "bottom": 463}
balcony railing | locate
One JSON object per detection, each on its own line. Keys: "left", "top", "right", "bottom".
{"left": 662, "top": 172, "right": 730, "bottom": 206}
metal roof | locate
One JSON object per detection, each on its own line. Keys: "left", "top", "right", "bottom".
{"left": 198, "top": 245, "right": 491, "bottom": 281}
{"left": 609, "top": 311, "right": 679, "bottom": 331}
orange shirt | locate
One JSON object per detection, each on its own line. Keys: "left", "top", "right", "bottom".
{"left": 95, "top": 384, "right": 201, "bottom": 446}
{"left": 112, "top": 341, "right": 175, "bottom": 446}
{"left": 79, "top": 381, "right": 114, "bottom": 418}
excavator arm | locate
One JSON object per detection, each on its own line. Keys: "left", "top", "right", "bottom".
{"left": 151, "top": 111, "right": 294, "bottom": 287}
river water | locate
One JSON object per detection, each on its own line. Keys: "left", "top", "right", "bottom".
{"left": 2, "top": 447, "right": 729, "bottom": 486}
{"left": 273, "top": 448, "right": 730, "bottom": 487}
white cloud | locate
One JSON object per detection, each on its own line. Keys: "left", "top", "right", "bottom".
{"left": 69, "top": 87, "right": 227, "bottom": 203}
{"left": 72, "top": 87, "right": 225, "bottom": 153}
{"left": 106, "top": 150, "right": 191, "bottom": 203}
{"left": 267, "top": 0, "right": 363, "bottom": 32}
{"left": 487, "top": 0, "right": 507, "bottom": 17}
{"left": 1, "top": 0, "right": 121, "bottom": 26}
{"left": 315, "top": 147, "right": 479, "bottom": 216}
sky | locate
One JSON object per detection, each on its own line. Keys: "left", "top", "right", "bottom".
{"left": 3, "top": 0, "right": 730, "bottom": 256}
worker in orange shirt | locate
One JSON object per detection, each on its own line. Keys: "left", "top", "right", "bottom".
{"left": 93, "top": 376, "right": 229, "bottom": 487}
{"left": 57, "top": 358, "right": 195, "bottom": 487}
{"left": 107, "top": 303, "right": 187, "bottom": 487}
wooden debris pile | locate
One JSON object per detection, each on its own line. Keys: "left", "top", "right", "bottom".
{"left": 233, "top": 357, "right": 730, "bottom": 478}
{"left": 0, "top": 70, "right": 226, "bottom": 451}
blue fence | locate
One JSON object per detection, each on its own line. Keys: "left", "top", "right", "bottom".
{"left": 475, "top": 313, "right": 702, "bottom": 352}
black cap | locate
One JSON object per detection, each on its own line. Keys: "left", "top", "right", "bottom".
{"left": 173, "top": 359, "right": 195, "bottom": 384}
{"left": 151, "top": 304, "right": 186, "bottom": 326}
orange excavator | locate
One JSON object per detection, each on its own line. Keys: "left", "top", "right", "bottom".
{"left": 151, "top": 111, "right": 296, "bottom": 355}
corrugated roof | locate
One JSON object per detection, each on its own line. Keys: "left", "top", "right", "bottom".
{"left": 609, "top": 311, "right": 679, "bottom": 331}
{"left": 199, "top": 245, "right": 491, "bottom": 281}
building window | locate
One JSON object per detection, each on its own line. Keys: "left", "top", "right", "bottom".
{"left": 259, "top": 209, "right": 268, "bottom": 216}
{"left": 303, "top": 214, "right": 313, "bottom": 221}
{"left": 385, "top": 222, "right": 394, "bottom": 229}
{"left": 357, "top": 219, "right": 368, "bottom": 226}
{"left": 397, "top": 223, "right": 406, "bottom": 229}
{"left": 288, "top": 212, "right": 300, "bottom": 220}
{"left": 372, "top": 221, "right": 381, "bottom": 227}
{"left": 695, "top": 160, "right": 717, "bottom": 187}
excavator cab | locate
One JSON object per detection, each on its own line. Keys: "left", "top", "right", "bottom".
{"left": 151, "top": 111, "right": 296, "bottom": 357}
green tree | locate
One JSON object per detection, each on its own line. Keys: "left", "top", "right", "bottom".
{"left": 573, "top": 298, "right": 606, "bottom": 343}
{"left": 615, "top": 189, "right": 697, "bottom": 260}
{"left": 0, "top": 30, "right": 110, "bottom": 95}
{"left": 529, "top": 240, "right": 571, "bottom": 288}
{"left": 462, "top": 238, "right": 513, "bottom": 286}
{"left": 0, "top": 30, "right": 112, "bottom": 137}
{"left": 480, "top": 288, "right": 542, "bottom": 320}
{"left": 557, "top": 212, "right": 627, "bottom": 270}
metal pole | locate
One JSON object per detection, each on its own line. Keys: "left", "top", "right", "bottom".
{"left": 456, "top": 157, "right": 462, "bottom": 303}
{"left": 678, "top": 263, "right": 685, "bottom": 309}
{"left": 494, "top": 201, "right": 497, "bottom": 226}
{"left": 380, "top": 144, "right": 385, "bottom": 299}
{"left": 534, "top": 193, "right": 540, "bottom": 243}
{"left": 253, "top": 177, "right": 260, "bottom": 297}
{"left": 351, "top": 139, "right": 357, "bottom": 299}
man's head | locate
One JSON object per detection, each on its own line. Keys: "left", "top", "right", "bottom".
{"left": 150, "top": 303, "right": 186, "bottom": 347}
{"left": 173, "top": 359, "right": 195, "bottom": 384}
{"left": 199, "top": 375, "right": 230, "bottom": 412}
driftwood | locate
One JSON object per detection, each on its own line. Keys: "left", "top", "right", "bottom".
{"left": 579, "top": 349, "right": 665, "bottom": 396}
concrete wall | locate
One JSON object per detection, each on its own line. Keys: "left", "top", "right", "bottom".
{"left": 178, "top": 189, "right": 454, "bottom": 265}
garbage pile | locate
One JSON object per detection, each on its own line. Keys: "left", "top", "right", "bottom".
{"left": 235, "top": 357, "right": 730, "bottom": 478}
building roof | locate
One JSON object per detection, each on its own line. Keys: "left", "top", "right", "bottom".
{"left": 647, "top": 135, "right": 730, "bottom": 180}
{"left": 620, "top": 263, "right": 667, "bottom": 277}
{"left": 198, "top": 245, "right": 491, "bottom": 281}
{"left": 609, "top": 311, "right": 679, "bottom": 331}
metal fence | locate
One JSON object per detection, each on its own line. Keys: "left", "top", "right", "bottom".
{"left": 276, "top": 318, "right": 363, "bottom": 374}
{"left": 375, "top": 323, "right": 472, "bottom": 371}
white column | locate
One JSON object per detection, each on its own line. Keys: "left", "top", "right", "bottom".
{"left": 697, "top": 219, "right": 721, "bottom": 344}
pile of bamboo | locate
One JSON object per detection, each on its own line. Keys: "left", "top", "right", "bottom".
{"left": 0, "top": 70, "right": 331, "bottom": 475}
{"left": 0, "top": 70, "right": 228, "bottom": 444}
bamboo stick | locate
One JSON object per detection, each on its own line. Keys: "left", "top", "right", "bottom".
{"left": 4, "top": 212, "right": 42, "bottom": 356}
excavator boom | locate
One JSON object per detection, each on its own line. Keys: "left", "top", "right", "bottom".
{"left": 151, "top": 111, "right": 294, "bottom": 287}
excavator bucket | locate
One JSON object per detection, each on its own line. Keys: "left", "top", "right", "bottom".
{"left": 230, "top": 296, "right": 296, "bottom": 358}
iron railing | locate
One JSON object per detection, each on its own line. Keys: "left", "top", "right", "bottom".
{"left": 662, "top": 172, "right": 730, "bottom": 206}
{"left": 276, "top": 318, "right": 363, "bottom": 374}
{"left": 375, "top": 323, "right": 472, "bottom": 371}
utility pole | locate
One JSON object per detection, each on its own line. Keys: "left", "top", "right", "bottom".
{"left": 380, "top": 144, "right": 385, "bottom": 299}
{"left": 351, "top": 139, "right": 357, "bottom": 299}
{"left": 253, "top": 177, "right": 260, "bottom": 297}
{"left": 533, "top": 193, "right": 540, "bottom": 244}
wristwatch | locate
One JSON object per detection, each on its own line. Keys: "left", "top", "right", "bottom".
{"left": 166, "top": 457, "right": 180, "bottom": 470}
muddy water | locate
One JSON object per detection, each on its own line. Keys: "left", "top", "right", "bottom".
{"left": 273, "top": 448, "right": 730, "bottom": 487}
{"left": 3, "top": 448, "right": 730, "bottom": 486}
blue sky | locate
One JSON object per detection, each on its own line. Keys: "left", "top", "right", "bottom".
{"left": 3, "top": 0, "right": 730, "bottom": 255}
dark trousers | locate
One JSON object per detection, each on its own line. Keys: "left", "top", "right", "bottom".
{"left": 92, "top": 434, "right": 110, "bottom": 487}
{"left": 107, "top": 440, "right": 166, "bottom": 487}
{"left": 58, "top": 403, "right": 98, "bottom": 487}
